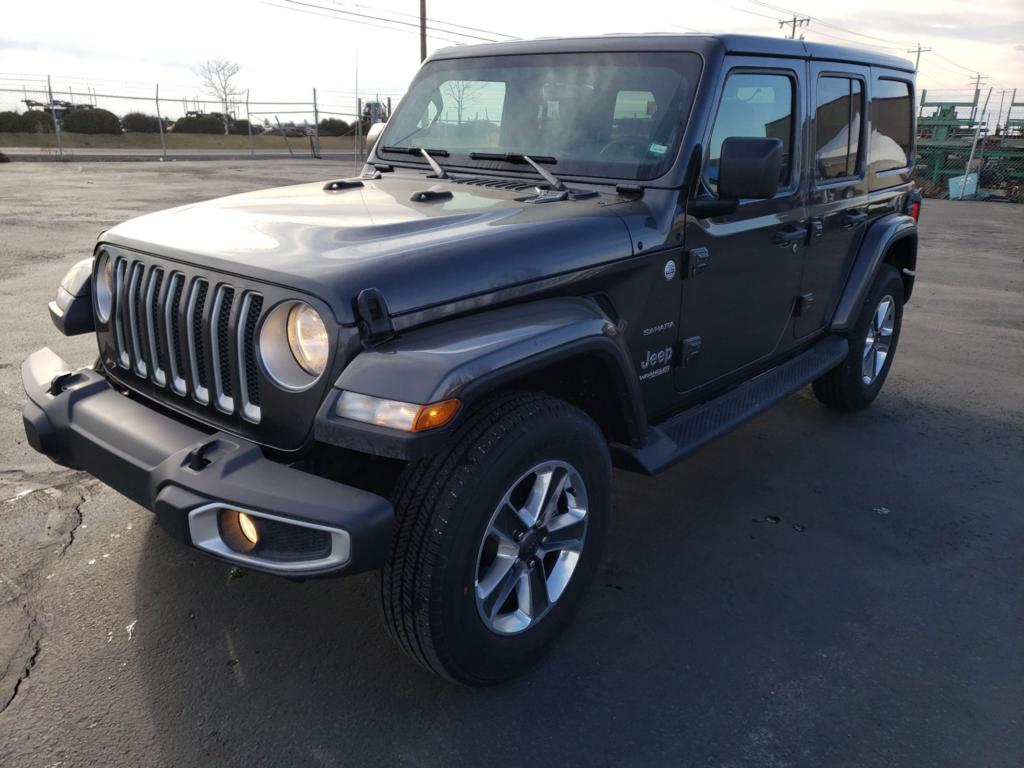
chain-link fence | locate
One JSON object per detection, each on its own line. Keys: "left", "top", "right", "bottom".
{"left": 0, "top": 74, "right": 404, "bottom": 162}
{"left": 913, "top": 87, "right": 1024, "bottom": 203}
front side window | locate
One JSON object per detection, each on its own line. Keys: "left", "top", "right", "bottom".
{"left": 815, "top": 76, "right": 863, "bottom": 180}
{"left": 706, "top": 72, "right": 795, "bottom": 192}
{"left": 380, "top": 52, "right": 701, "bottom": 181}
{"left": 870, "top": 79, "right": 913, "bottom": 173}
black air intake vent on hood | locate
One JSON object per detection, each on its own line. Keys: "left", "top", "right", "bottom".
{"left": 447, "top": 177, "right": 539, "bottom": 192}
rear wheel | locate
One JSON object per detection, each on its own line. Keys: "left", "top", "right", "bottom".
{"left": 380, "top": 392, "right": 611, "bottom": 686}
{"left": 813, "top": 264, "right": 904, "bottom": 411}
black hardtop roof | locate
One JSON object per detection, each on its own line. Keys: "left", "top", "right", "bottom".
{"left": 429, "top": 33, "right": 915, "bottom": 74}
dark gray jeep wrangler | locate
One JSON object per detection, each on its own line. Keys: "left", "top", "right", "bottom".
{"left": 23, "top": 34, "right": 921, "bottom": 685}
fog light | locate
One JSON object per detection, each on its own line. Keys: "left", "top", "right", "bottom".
{"left": 218, "top": 509, "right": 260, "bottom": 554}
{"left": 237, "top": 512, "right": 259, "bottom": 545}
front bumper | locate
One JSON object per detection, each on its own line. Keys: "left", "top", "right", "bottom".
{"left": 22, "top": 347, "right": 394, "bottom": 576}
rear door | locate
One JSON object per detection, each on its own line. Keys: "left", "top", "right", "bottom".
{"left": 795, "top": 62, "right": 870, "bottom": 338}
{"left": 675, "top": 59, "right": 807, "bottom": 393}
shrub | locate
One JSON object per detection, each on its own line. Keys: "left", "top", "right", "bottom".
{"left": 0, "top": 111, "right": 22, "bottom": 132}
{"left": 318, "top": 117, "right": 350, "bottom": 136}
{"left": 63, "top": 107, "right": 122, "bottom": 134}
{"left": 228, "top": 119, "right": 251, "bottom": 135}
{"left": 173, "top": 114, "right": 225, "bottom": 134}
{"left": 122, "top": 112, "right": 162, "bottom": 133}
{"left": 19, "top": 110, "right": 52, "bottom": 133}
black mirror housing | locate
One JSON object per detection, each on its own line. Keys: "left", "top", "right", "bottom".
{"left": 717, "top": 137, "right": 783, "bottom": 200}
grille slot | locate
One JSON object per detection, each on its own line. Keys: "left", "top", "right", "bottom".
{"left": 127, "top": 262, "right": 148, "bottom": 378}
{"left": 165, "top": 273, "right": 187, "bottom": 395}
{"left": 186, "top": 278, "right": 210, "bottom": 404}
{"left": 210, "top": 284, "right": 236, "bottom": 414}
{"left": 145, "top": 268, "right": 166, "bottom": 386}
{"left": 103, "top": 256, "right": 266, "bottom": 424}
{"left": 112, "top": 258, "right": 130, "bottom": 368}
{"left": 237, "top": 293, "right": 264, "bottom": 423}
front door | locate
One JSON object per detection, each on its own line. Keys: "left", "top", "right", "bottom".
{"left": 675, "top": 61, "right": 807, "bottom": 394}
{"left": 795, "top": 63, "right": 870, "bottom": 338}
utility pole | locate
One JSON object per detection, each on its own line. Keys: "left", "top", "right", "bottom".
{"left": 779, "top": 14, "right": 809, "bottom": 39}
{"left": 906, "top": 43, "right": 931, "bottom": 72}
{"left": 963, "top": 86, "right": 992, "bottom": 199}
{"left": 420, "top": 0, "right": 427, "bottom": 61}
{"left": 969, "top": 73, "right": 988, "bottom": 124}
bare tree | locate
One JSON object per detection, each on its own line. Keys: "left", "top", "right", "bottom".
{"left": 443, "top": 80, "right": 487, "bottom": 125}
{"left": 196, "top": 59, "right": 242, "bottom": 135}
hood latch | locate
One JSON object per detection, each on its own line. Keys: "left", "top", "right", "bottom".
{"left": 354, "top": 288, "right": 395, "bottom": 347}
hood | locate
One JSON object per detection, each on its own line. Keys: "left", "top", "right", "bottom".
{"left": 102, "top": 174, "right": 635, "bottom": 325}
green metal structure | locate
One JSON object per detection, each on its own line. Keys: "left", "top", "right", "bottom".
{"left": 915, "top": 89, "right": 1024, "bottom": 201}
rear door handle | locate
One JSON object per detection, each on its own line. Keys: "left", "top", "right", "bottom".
{"left": 773, "top": 225, "right": 807, "bottom": 246}
{"left": 841, "top": 210, "right": 868, "bottom": 228}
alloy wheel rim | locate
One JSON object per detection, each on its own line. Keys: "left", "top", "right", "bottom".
{"left": 862, "top": 294, "right": 895, "bottom": 385}
{"left": 474, "top": 460, "right": 589, "bottom": 635}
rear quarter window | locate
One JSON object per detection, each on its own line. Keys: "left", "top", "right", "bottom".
{"left": 870, "top": 78, "right": 913, "bottom": 174}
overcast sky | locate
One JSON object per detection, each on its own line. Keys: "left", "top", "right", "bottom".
{"left": 1, "top": 0, "right": 1021, "bottom": 121}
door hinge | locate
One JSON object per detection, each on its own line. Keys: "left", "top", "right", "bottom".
{"left": 793, "top": 292, "right": 815, "bottom": 317}
{"left": 682, "top": 248, "right": 710, "bottom": 279}
{"left": 355, "top": 287, "right": 395, "bottom": 347}
{"left": 681, "top": 336, "right": 702, "bottom": 365}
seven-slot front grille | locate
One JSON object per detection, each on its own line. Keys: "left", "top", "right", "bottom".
{"left": 108, "top": 254, "right": 264, "bottom": 424}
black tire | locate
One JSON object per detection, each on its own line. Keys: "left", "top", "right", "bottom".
{"left": 813, "top": 264, "right": 905, "bottom": 412}
{"left": 380, "top": 391, "right": 612, "bottom": 686}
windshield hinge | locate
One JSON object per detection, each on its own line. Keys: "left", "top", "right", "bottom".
{"left": 615, "top": 184, "right": 644, "bottom": 198}
{"left": 354, "top": 288, "right": 395, "bottom": 347}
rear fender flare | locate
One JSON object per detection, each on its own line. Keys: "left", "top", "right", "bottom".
{"left": 831, "top": 213, "right": 916, "bottom": 334}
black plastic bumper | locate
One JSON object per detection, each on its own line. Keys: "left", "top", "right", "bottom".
{"left": 22, "top": 348, "right": 394, "bottom": 576}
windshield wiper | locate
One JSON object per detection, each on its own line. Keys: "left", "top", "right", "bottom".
{"left": 380, "top": 146, "right": 451, "bottom": 179}
{"left": 469, "top": 152, "right": 565, "bottom": 191}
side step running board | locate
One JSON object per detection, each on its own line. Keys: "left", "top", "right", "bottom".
{"left": 613, "top": 337, "right": 848, "bottom": 475}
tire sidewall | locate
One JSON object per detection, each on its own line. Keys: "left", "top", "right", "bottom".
{"left": 849, "top": 266, "right": 905, "bottom": 402}
{"left": 430, "top": 401, "right": 611, "bottom": 683}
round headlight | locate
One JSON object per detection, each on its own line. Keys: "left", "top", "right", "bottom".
{"left": 95, "top": 251, "right": 114, "bottom": 323}
{"left": 286, "top": 303, "right": 328, "bottom": 376}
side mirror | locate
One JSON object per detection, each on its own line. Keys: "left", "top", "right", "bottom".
{"left": 717, "top": 137, "right": 783, "bottom": 200}
{"left": 366, "top": 122, "right": 386, "bottom": 151}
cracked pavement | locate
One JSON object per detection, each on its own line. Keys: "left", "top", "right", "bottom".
{"left": 1, "top": 162, "right": 1022, "bottom": 768}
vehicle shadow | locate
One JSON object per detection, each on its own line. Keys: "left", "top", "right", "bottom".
{"left": 133, "top": 390, "right": 1024, "bottom": 768}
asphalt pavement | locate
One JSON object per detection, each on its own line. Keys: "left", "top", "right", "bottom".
{"left": 0, "top": 161, "right": 1022, "bottom": 768}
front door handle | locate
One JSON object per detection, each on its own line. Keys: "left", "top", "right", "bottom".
{"left": 841, "top": 209, "right": 869, "bottom": 228}
{"left": 773, "top": 225, "right": 807, "bottom": 247}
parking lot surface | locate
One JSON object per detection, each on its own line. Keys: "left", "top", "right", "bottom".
{"left": 1, "top": 161, "right": 1022, "bottom": 768}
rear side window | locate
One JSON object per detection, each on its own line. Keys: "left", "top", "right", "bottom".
{"left": 870, "top": 79, "right": 913, "bottom": 173}
{"left": 707, "top": 72, "right": 795, "bottom": 191}
{"left": 815, "top": 76, "right": 863, "bottom": 180}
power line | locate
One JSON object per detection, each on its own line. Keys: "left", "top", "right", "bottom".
{"left": 728, "top": 5, "right": 782, "bottom": 22}
{"left": 280, "top": 0, "right": 498, "bottom": 43}
{"left": 932, "top": 51, "right": 978, "bottom": 74}
{"left": 261, "top": 1, "right": 469, "bottom": 45}
{"left": 746, "top": 0, "right": 981, "bottom": 77}
{"left": 802, "top": 25, "right": 904, "bottom": 51}
{"left": 330, "top": 0, "right": 517, "bottom": 40}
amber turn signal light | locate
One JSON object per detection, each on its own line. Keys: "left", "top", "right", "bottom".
{"left": 412, "top": 399, "right": 460, "bottom": 432}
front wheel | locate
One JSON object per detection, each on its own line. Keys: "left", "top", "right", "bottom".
{"left": 813, "top": 264, "right": 905, "bottom": 411}
{"left": 380, "top": 392, "right": 611, "bottom": 686}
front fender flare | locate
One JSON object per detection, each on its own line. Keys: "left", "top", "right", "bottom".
{"left": 830, "top": 213, "right": 916, "bottom": 334}
{"left": 314, "top": 297, "right": 645, "bottom": 459}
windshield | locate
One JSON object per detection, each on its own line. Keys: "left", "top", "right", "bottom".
{"left": 380, "top": 51, "right": 702, "bottom": 181}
